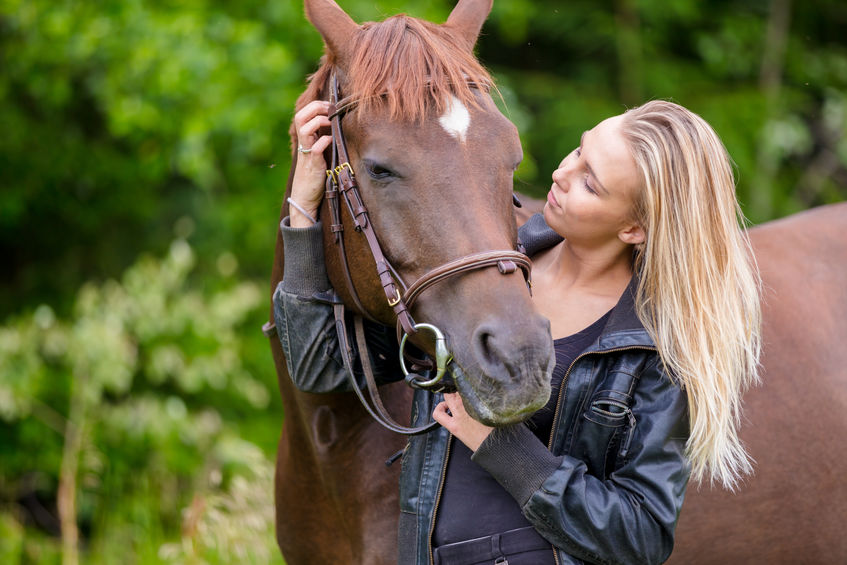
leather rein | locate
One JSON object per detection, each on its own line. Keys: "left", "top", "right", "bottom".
{"left": 320, "top": 71, "right": 532, "bottom": 435}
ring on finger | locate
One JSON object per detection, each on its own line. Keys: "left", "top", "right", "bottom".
{"left": 297, "top": 144, "right": 312, "bottom": 154}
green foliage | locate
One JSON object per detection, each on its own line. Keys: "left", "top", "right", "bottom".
{"left": 0, "top": 239, "right": 280, "bottom": 564}
{"left": 477, "top": 0, "right": 847, "bottom": 223}
{"left": 3, "top": 0, "right": 846, "bottom": 314}
{"left": 1, "top": 0, "right": 845, "bottom": 562}
{"left": 158, "top": 438, "right": 283, "bottom": 565}
{"left": 0, "top": 0, "right": 313, "bottom": 314}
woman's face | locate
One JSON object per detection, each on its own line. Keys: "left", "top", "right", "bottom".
{"left": 543, "top": 114, "right": 643, "bottom": 248}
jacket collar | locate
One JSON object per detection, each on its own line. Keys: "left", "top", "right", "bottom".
{"left": 595, "top": 275, "right": 656, "bottom": 350}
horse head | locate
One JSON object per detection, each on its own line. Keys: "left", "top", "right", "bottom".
{"left": 294, "top": 0, "right": 554, "bottom": 426}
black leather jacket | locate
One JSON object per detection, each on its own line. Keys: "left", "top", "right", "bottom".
{"left": 275, "top": 214, "right": 691, "bottom": 564}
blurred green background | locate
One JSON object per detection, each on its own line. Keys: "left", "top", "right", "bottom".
{"left": 1, "top": 0, "right": 845, "bottom": 563}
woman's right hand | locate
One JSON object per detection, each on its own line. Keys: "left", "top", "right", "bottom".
{"left": 290, "top": 100, "right": 333, "bottom": 228}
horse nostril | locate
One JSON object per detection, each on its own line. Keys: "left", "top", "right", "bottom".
{"left": 471, "top": 316, "right": 553, "bottom": 386}
{"left": 472, "top": 325, "right": 523, "bottom": 382}
{"left": 475, "top": 329, "right": 499, "bottom": 366}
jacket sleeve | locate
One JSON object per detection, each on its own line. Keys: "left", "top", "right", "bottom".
{"left": 471, "top": 357, "right": 690, "bottom": 565}
{"left": 274, "top": 217, "right": 403, "bottom": 393}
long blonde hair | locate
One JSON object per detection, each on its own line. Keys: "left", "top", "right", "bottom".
{"left": 622, "top": 101, "right": 762, "bottom": 490}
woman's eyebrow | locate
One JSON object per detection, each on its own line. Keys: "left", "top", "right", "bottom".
{"left": 580, "top": 131, "right": 610, "bottom": 195}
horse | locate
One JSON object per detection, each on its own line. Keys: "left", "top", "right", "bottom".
{"left": 269, "top": 2, "right": 847, "bottom": 563}
{"left": 267, "top": 0, "right": 554, "bottom": 562}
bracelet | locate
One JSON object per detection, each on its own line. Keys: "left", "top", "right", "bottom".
{"left": 287, "top": 198, "right": 318, "bottom": 225}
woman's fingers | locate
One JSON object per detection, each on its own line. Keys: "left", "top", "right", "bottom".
{"left": 289, "top": 141, "right": 329, "bottom": 227}
{"left": 432, "top": 401, "right": 453, "bottom": 430}
{"left": 297, "top": 113, "right": 331, "bottom": 149}
{"left": 432, "top": 394, "right": 464, "bottom": 431}
{"left": 294, "top": 100, "right": 331, "bottom": 152}
{"left": 294, "top": 100, "right": 331, "bottom": 130}
{"left": 309, "top": 134, "right": 333, "bottom": 157}
{"left": 433, "top": 394, "right": 494, "bottom": 451}
{"left": 443, "top": 393, "right": 465, "bottom": 415}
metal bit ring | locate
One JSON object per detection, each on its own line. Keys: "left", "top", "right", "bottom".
{"left": 399, "top": 323, "right": 453, "bottom": 389}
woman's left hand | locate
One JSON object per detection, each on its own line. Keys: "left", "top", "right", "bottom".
{"left": 290, "top": 100, "right": 333, "bottom": 227}
{"left": 433, "top": 392, "right": 493, "bottom": 452}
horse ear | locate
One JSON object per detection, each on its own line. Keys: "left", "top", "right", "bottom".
{"left": 444, "top": 0, "right": 493, "bottom": 50}
{"left": 304, "top": 0, "right": 359, "bottom": 65}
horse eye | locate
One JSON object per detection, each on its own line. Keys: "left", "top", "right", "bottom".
{"left": 363, "top": 160, "right": 395, "bottom": 180}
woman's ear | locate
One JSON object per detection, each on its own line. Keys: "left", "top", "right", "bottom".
{"left": 619, "top": 224, "right": 645, "bottom": 245}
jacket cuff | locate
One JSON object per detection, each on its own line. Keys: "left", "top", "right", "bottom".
{"left": 471, "top": 423, "right": 563, "bottom": 506}
{"left": 280, "top": 216, "right": 331, "bottom": 296}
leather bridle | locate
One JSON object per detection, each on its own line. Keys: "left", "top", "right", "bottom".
{"left": 321, "top": 71, "right": 532, "bottom": 435}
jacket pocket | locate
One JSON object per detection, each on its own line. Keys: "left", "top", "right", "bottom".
{"left": 585, "top": 397, "right": 629, "bottom": 426}
{"left": 584, "top": 387, "right": 633, "bottom": 426}
{"left": 579, "top": 390, "right": 636, "bottom": 477}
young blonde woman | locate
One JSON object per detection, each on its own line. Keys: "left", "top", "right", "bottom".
{"left": 278, "top": 99, "right": 761, "bottom": 564}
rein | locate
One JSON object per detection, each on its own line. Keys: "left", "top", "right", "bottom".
{"left": 320, "top": 71, "right": 532, "bottom": 435}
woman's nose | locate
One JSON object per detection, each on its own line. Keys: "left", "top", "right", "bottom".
{"left": 552, "top": 167, "right": 569, "bottom": 191}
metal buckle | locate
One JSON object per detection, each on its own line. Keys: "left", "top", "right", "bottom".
{"left": 399, "top": 323, "right": 453, "bottom": 389}
{"left": 335, "top": 162, "right": 354, "bottom": 176}
{"left": 387, "top": 287, "right": 402, "bottom": 307}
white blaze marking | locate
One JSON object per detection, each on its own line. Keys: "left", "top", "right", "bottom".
{"left": 438, "top": 96, "right": 470, "bottom": 143}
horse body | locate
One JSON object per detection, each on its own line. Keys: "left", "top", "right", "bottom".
{"left": 668, "top": 202, "right": 847, "bottom": 563}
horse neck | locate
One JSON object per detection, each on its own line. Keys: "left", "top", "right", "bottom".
{"left": 270, "top": 154, "right": 373, "bottom": 429}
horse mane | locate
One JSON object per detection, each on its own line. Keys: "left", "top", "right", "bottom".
{"left": 292, "top": 13, "right": 494, "bottom": 147}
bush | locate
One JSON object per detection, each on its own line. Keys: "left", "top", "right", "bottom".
{"left": 0, "top": 239, "right": 282, "bottom": 564}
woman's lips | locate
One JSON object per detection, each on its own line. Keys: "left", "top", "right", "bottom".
{"left": 547, "top": 187, "right": 560, "bottom": 208}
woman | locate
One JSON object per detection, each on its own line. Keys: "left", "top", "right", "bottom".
{"left": 276, "top": 99, "right": 761, "bottom": 564}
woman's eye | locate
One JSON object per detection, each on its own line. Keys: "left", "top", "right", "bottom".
{"left": 584, "top": 175, "right": 596, "bottom": 194}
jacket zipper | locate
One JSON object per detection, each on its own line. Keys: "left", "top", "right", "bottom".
{"left": 545, "top": 344, "right": 655, "bottom": 563}
{"left": 619, "top": 406, "right": 638, "bottom": 459}
{"left": 428, "top": 433, "right": 453, "bottom": 565}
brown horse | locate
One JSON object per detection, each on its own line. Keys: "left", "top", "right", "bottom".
{"left": 268, "top": 1, "right": 553, "bottom": 562}
{"left": 269, "top": 2, "right": 847, "bottom": 564}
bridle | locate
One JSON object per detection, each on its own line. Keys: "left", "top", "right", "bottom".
{"left": 320, "top": 71, "right": 533, "bottom": 435}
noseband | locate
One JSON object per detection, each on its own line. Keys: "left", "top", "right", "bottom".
{"left": 321, "top": 72, "right": 532, "bottom": 435}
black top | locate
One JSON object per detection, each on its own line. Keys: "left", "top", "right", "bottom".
{"left": 432, "top": 309, "right": 612, "bottom": 553}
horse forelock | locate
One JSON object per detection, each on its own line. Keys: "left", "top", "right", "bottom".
{"left": 306, "top": 15, "right": 493, "bottom": 125}
{"left": 347, "top": 15, "right": 493, "bottom": 123}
